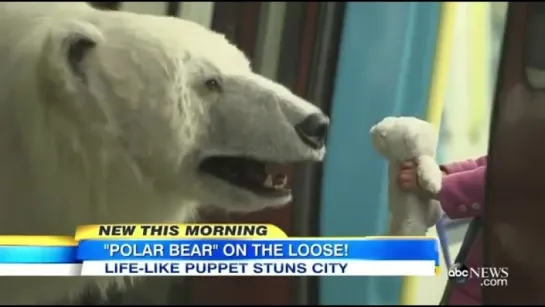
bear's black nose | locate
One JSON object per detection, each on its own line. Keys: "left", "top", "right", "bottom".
{"left": 295, "top": 113, "right": 330, "bottom": 150}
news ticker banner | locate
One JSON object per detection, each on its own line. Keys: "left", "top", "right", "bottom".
{"left": 0, "top": 224, "right": 439, "bottom": 276}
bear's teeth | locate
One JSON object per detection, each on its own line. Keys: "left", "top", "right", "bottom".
{"left": 273, "top": 183, "right": 286, "bottom": 189}
{"left": 263, "top": 175, "right": 273, "bottom": 188}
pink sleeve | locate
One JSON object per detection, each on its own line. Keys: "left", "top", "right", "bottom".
{"left": 439, "top": 166, "right": 486, "bottom": 220}
{"left": 440, "top": 155, "right": 488, "bottom": 174}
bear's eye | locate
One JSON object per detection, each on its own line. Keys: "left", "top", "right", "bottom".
{"left": 204, "top": 78, "right": 222, "bottom": 92}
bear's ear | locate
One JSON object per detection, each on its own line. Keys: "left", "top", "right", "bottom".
{"left": 43, "top": 20, "right": 104, "bottom": 81}
{"left": 66, "top": 34, "right": 97, "bottom": 79}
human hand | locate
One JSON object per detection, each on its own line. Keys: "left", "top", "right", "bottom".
{"left": 397, "top": 160, "right": 440, "bottom": 200}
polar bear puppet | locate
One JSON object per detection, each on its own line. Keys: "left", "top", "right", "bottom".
{"left": 0, "top": 2, "right": 329, "bottom": 304}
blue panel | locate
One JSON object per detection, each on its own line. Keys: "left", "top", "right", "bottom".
{"left": 320, "top": 2, "right": 441, "bottom": 305}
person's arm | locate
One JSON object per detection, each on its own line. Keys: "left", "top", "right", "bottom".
{"left": 440, "top": 155, "right": 487, "bottom": 175}
{"left": 438, "top": 165, "right": 486, "bottom": 220}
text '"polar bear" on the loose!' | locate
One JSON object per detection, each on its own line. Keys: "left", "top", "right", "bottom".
{"left": 106, "top": 242, "right": 349, "bottom": 258}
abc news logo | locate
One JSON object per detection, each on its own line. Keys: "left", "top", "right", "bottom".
{"left": 448, "top": 263, "right": 471, "bottom": 284}
{"left": 448, "top": 263, "right": 509, "bottom": 285}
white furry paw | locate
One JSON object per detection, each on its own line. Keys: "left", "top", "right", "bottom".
{"left": 416, "top": 155, "right": 442, "bottom": 194}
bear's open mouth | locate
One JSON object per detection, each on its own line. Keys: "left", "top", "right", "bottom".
{"left": 199, "top": 157, "right": 290, "bottom": 197}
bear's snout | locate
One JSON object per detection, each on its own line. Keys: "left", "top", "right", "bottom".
{"left": 294, "top": 113, "right": 329, "bottom": 150}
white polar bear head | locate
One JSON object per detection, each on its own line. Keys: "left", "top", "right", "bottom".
{"left": 2, "top": 3, "right": 329, "bottom": 221}
{"left": 370, "top": 116, "right": 438, "bottom": 162}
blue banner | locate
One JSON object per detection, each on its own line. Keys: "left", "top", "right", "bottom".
{"left": 0, "top": 238, "right": 439, "bottom": 264}
{"left": 0, "top": 246, "right": 76, "bottom": 264}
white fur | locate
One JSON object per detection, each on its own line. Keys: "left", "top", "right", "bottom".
{"left": 370, "top": 116, "right": 442, "bottom": 236}
{"left": 0, "top": 3, "right": 326, "bottom": 304}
